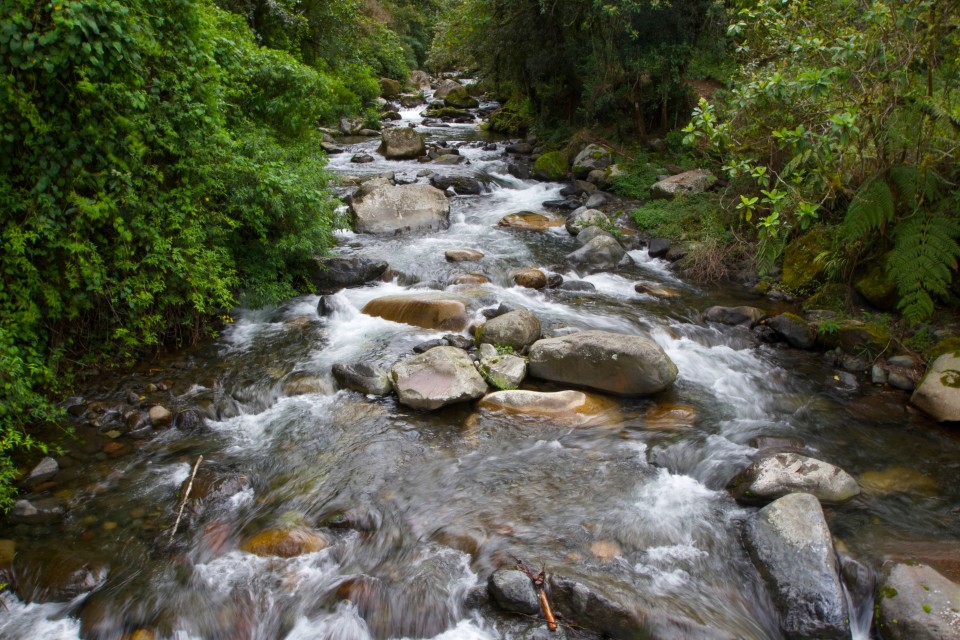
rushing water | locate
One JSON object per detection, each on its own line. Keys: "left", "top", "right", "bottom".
{"left": 2, "top": 89, "right": 959, "bottom": 640}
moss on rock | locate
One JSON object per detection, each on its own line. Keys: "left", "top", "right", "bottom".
{"left": 854, "top": 256, "right": 899, "bottom": 311}
{"left": 781, "top": 227, "right": 831, "bottom": 293}
{"left": 443, "top": 86, "right": 480, "bottom": 109}
{"left": 816, "top": 320, "right": 891, "bottom": 356}
{"left": 533, "top": 151, "right": 569, "bottom": 181}
{"left": 802, "top": 283, "right": 847, "bottom": 313}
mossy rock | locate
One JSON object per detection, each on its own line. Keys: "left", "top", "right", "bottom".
{"left": 854, "top": 256, "right": 899, "bottom": 311}
{"left": 927, "top": 337, "right": 960, "bottom": 360}
{"left": 487, "top": 104, "right": 530, "bottom": 135}
{"left": 816, "top": 320, "right": 890, "bottom": 356}
{"left": 425, "top": 106, "right": 472, "bottom": 119}
{"left": 781, "top": 227, "right": 831, "bottom": 293}
{"left": 802, "top": 283, "right": 847, "bottom": 313}
{"left": 532, "top": 151, "right": 569, "bottom": 181}
{"left": 443, "top": 86, "right": 480, "bottom": 109}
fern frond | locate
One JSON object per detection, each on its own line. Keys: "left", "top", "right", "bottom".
{"left": 888, "top": 165, "right": 945, "bottom": 212}
{"left": 755, "top": 231, "right": 787, "bottom": 276}
{"left": 887, "top": 213, "right": 960, "bottom": 323}
{"left": 916, "top": 96, "right": 960, "bottom": 133}
{"left": 844, "top": 174, "right": 894, "bottom": 243}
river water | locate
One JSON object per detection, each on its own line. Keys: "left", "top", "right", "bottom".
{"left": 2, "top": 91, "right": 959, "bottom": 640}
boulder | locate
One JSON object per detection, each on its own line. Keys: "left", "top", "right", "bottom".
{"left": 434, "top": 154, "right": 467, "bottom": 166}
{"left": 310, "top": 256, "right": 389, "bottom": 294}
{"left": 498, "top": 211, "right": 565, "bottom": 231}
{"left": 409, "top": 70, "right": 431, "bottom": 90}
{"left": 647, "top": 238, "right": 670, "bottom": 258}
{"left": 876, "top": 563, "right": 960, "bottom": 640}
{"left": 241, "top": 526, "right": 327, "bottom": 558}
{"left": 477, "top": 344, "right": 527, "bottom": 390}
{"left": 379, "top": 77, "right": 401, "bottom": 98}
{"left": 488, "top": 568, "right": 539, "bottom": 614}
{"left": 399, "top": 94, "right": 426, "bottom": 108}
{"left": 781, "top": 227, "right": 830, "bottom": 293}
{"left": 380, "top": 110, "right": 402, "bottom": 121}
{"left": 706, "top": 306, "right": 766, "bottom": 327}
{"left": 911, "top": 352, "right": 960, "bottom": 422}
{"left": 566, "top": 235, "right": 629, "bottom": 275}
{"left": 23, "top": 456, "right": 58, "bottom": 487}
{"left": 584, "top": 191, "right": 610, "bottom": 208}
{"left": 390, "top": 346, "right": 487, "bottom": 410}
{"left": 532, "top": 151, "right": 569, "bottom": 181}
{"left": 429, "top": 174, "right": 483, "bottom": 195}
{"left": 634, "top": 282, "right": 680, "bottom": 298}
{"left": 743, "top": 493, "right": 849, "bottom": 640}
{"left": 13, "top": 547, "right": 108, "bottom": 603}
{"left": 815, "top": 320, "right": 890, "bottom": 354}
{"left": 379, "top": 128, "right": 426, "bottom": 159}
{"left": 559, "top": 280, "right": 596, "bottom": 292}
{"left": 766, "top": 313, "right": 816, "bottom": 349}
{"left": 572, "top": 144, "right": 615, "bottom": 179}
{"left": 445, "top": 249, "right": 484, "bottom": 262}
{"left": 362, "top": 294, "right": 468, "bottom": 331}
{"left": 477, "top": 309, "right": 541, "bottom": 351}
{"left": 513, "top": 269, "right": 547, "bottom": 289}
{"left": 528, "top": 330, "right": 678, "bottom": 396}
{"left": 650, "top": 169, "right": 717, "bottom": 199}
{"left": 351, "top": 183, "right": 450, "bottom": 234}
{"left": 434, "top": 79, "right": 463, "bottom": 100}
{"left": 565, "top": 208, "right": 610, "bottom": 236}
{"left": 728, "top": 452, "right": 860, "bottom": 504}
{"left": 478, "top": 389, "right": 619, "bottom": 426}
{"left": 854, "top": 255, "right": 899, "bottom": 311}
{"left": 340, "top": 117, "right": 364, "bottom": 135}
{"left": 351, "top": 153, "right": 375, "bottom": 164}
{"left": 148, "top": 405, "right": 173, "bottom": 428}
{"left": 576, "top": 226, "right": 615, "bottom": 246}
{"left": 332, "top": 362, "right": 393, "bottom": 396}
{"left": 443, "top": 86, "right": 479, "bottom": 109}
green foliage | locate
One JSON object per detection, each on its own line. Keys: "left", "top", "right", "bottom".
{"left": 887, "top": 210, "right": 960, "bottom": 324}
{"left": 485, "top": 97, "right": 533, "bottom": 135}
{"left": 844, "top": 175, "right": 895, "bottom": 243}
{"left": 609, "top": 153, "right": 663, "bottom": 200}
{"left": 631, "top": 193, "right": 722, "bottom": 241}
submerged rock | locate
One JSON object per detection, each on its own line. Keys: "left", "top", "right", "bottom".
{"left": 241, "top": 526, "right": 327, "bottom": 558}
{"left": 706, "top": 305, "right": 766, "bottom": 327}
{"left": 634, "top": 282, "right": 681, "bottom": 298}
{"left": 498, "top": 211, "right": 565, "bottom": 231}
{"left": 911, "top": 352, "right": 960, "bottom": 422}
{"left": 390, "top": 346, "right": 487, "bottom": 410}
{"left": 445, "top": 248, "right": 484, "bottom": 262}
{"left": 350, "top": 183, "right": 450, "bottom": 234}
{"left": 362, "top": 294, "right": 468, "bottom": 331}
{"left": 876, "top": 563, "right": 960, "bottom": 640}
{"left": 332, "top": 362, "right": 393, "bottom": 396}
{"left": 743, "top": 493, "right": 849, "bottom": 640}
{"left": 728, "top": 452, "right": 860, "bottom": 504}
{"left": 477, "top": 309, "right": 541, "bottom": 351}
{"left": 644, "top": 403, "right": 698, "bottom": 430}
{"left": 528, "top": 330, "right": 678, "bottom": 396}
{"left": 478, "top": 389, "right": 620, "bottom": 426}
{"left": 13, "top": 547, "right": 108, "bottom": 603}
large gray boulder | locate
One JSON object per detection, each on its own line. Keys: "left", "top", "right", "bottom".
{"left": 434, "top": 79, "right": 463, "bottom": 100}
{"left": 477, "top": 309, "right": 541, "bottom": 351}
{"left": 528, "top": 330, "right": 678, "bottom": 396}
{"left": 429, "top": 174, "right": 483, "bottom": 195}
{"left": 766, "top": 313, "right": 816, "bottom": 350}
{"left": 350, "top": 184, "right": 450, "bottom": 234}
{"left": 379, "top": 128, "right": 426, "bottom": 159}
{"left": 650, "top": 169, "right": 717, "bottom": 199}
{"left": 443, "top": 85, "right": 479, "bottom": 109}
{"left": 572, "top": 144, "right": 615, "bottom": 178}
{"left": 743, "top": 493, "right": 849, "bottom": 640}
{"left": 876, "top": 563, "right": 960, "bottom": 640}
{"left": 390, "top": 347, "right": 487, "bottom": 410}
{"left": 566, "top": 234, "right": 630, "bottom": 275}
{"left": 910, "top": 352, "right": 960, "bottom": 422}
{"left": 310, "top": 256, "right": 388, "bottom": 294}
{"left": 728, "top": 452, "right": 860, "bottom": 505}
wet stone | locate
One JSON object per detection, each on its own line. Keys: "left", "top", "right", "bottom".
{"left": 488, "top": 568, "right": 539, "bottom": 615}
{"left": 332, "top": 362, "right": 393, "bottom": 396}
{"left": 13, "top": 547, "right": 109, "bottom": 603}
{"left": 23, "top": 456, "right": 58, "bottom": 487}
{"left": 10, "top": 498, "right": 64, "bottom": 525}
{"left": 728, "top": 452, "right": 860, "bottom": 505}
{"left": 149, "top": 405, "right": 173, "bottom": 427}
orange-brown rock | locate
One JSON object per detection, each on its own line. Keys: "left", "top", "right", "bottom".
{"left": 512, "top": 269, "right": 547, "bottom": 289}
{"left": 362, "top": 294, "right": 468, "bottom": 330}
{"left": 241, "top": 526, "right": 327, "bottom": 558}
{"left": 452, "top": 273, "right": 490, "bottom": 285}
{"left": 635, "top": 282, "right": 681, "bottom": 298}
{"left": 498, "top": 211, "right": 565, "bottom": 231}
{"left": 478, "top": 389, "right": 621, "bottom": 426}
{"left": 644, "top": 404, "right": 698, "bottom": 430}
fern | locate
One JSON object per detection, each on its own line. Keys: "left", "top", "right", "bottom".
{"left": 844, "top": 173, "right": 895, "bottom": 243}
{"left": 887, "top": 211, "right": 960, "bottom": 323}
{"left": 887, "top": 165, "right": 944, "bottom": 213}
{"left": 755, "top": 229, "right": 788, "bottom": 276}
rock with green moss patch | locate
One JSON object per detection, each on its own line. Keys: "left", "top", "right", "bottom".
{"left": 911, "top": 352, "right": 960, "bottom": 422}
{"left": 766, "top": 313, "right": 816, "bottom": 349}
{"left": 443, "top": 86, "right": 479, "bottom": 109}
{"left": 572, "top": 144, "right": 614, "bottom": 178}
{"left": 876, "top": 563, "right": 960, "bottom": 640}
{"left": 532, "top": 151, "right": 569, "bottom": 181}
{"left": 802, "top": 283, "right": 847, "bottom": 313}
{"left": 815, "top": 320, "right": 890, "bottom": 356}
{"left": 854, "top": 257, "right": 899, "bottom": 311}
{"left": 781, "top": 227, "right": 831, "bottom": 293}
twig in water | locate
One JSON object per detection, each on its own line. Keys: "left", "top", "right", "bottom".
{"left": 169, "top": 455, "right": 203, "bottom": 541}
{"left": 514, "top": 555, "right": 558, "bottom": 632}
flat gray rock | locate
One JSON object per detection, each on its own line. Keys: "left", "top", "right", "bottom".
{"left": 728, "top": 452, "right": 860, "bottom": 505}
{"left": 390, "top": 346, "right": 487, "bottom": 410}
{"left": 876, "top": 563, "right": 960, "bottom": 640}
{"left": 350, "top": 183, "right": 450, "bottom": 234}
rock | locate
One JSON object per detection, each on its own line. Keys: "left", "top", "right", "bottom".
{"left": 854, "top": 256, "right": 899, "bottom": 311}
{"left": 528, "top": 330, "right": 678, "bottom": 396}
{"left": 665, "top": 243, "right": 688, "bottom": 262}
{"left": 565, "top": 208, "right": 610, "bottom": 236}
{"left": 766, "top": 313, "right": 816, "bottom": 349}
{"left": 434, "top": 154, "right": 467, "bottom": 165}
{"left": 566, "top": 235, "right": 629, "bottom": 276}
{"left": 488, "top": 568, "right": 539, "bottom": 614}
{"left": 559, "top": 280, "right": 596, "bottom": 292}
{"left": 379, "top": 77, "right": 401, "bottom": 98}
{"left": 478, "top": 389, "right": 620, "bottom": 426}
{"left": 174, "top": 409, "right": 204, "bottom": 432}
{"left": 477, "top": 309, "right": 541, "bottom": 351}
{"left": 443, "top": 334, "right": 474, "bottom": 350}
{"left": 443, "top": 85, "right": 479, "bottom": 109}
{"left": 513, "top": 269, "right": 547, "bottom": 289}
{"left": 547, "top": 575, "right": 644, "bottom": 640}
{"left": 872, "top": 364, "right": 890, "bottom": 385}
{"left": 910, "top": 352, "right": 960, "bottom": 422}
{"left": 728, "top": 452, "right": 860, "bottom": 504}
{"left": 505, "top": 142, "right": 534, "bottom": 154}
{"left": 9, "top": 498, "right": 64, "bottom": 525}
{"left": 357, "top": 128, "right": 379, "bottom": 137}
{"left": 310, "top": 256, "right": 389, "bottom": 294}
{"left": 414, "top": 338, "right": 448, "bottom": 353}
{"left": 434, "top": 79, "right": 464, "bottom": 100}
{"left": 634, "top": 282, "right": 680, "bottom": 298}
{"left": 644, "top": 403, "right": 697, "bottom": 430}
{"left": 351, "top": 183, "right": 450, "bottom": 234}
{"left": 743, "top": 493, "right": 849, "bottom": 640}
{"left": 576, "top": 226, "right": 614, "bottom": 245}
{"left": 482, "top": 303, "right": 513, "bottom": 319}
{"left": 647, "top": 238, "right": 670, "bottom": 258}
{"left": 650, "top": 169, "right": 717, "bottom": 199}
{"left": 781, "top": 226, "right": 831, "bottom": 293}
{"left": 429, "top": 174, "right": 483, "bottom": 195}
{"left": 380, "top": 110, "right": 401, "bottom": 121}
{"left": 815, "top": 320, "right": 890, "bottom": 354}
{"left": 532, "top": 151, "right": 569, "bottom": 181}
{"left": 498, "top": 211, "right": 565, "bottom": 231}
{"left": 584, "top": 191, "right": 610, "bottom": 208}
{"left": 409, "top": 70, "right": 431, "bottom": 90}
{"left": 399, "top": 94, "right": 426, "bottom": 108}
{"left": 877, "top": 563, "right": 960, "bottom": 640}
{"left": 572, "top": 144, "right": 615, "bottom": 179}
{"left": 241, "top": 526, "right": 327, "bottom": 558}
{"left": 706, "top": 305, "right": 766, "bottom": 327}
{"left": 889, "top": 373, "right": 916, "bottom": 391}
{"left": 452, "top": 273, "right": 490, "bottom": 285}
{"left": 445, "top": 249, "right": 484, "bottom": 262}
{"left": 362, "top": 294, "right": 468, "bottom": 331}
{"left": 340, "top": 117, "right": 364, "bottom": 135}
{"left": 148, "top": 405, "right": 173, "bottom": 427}
{"left": 859, "top": 466, "right": 939, "bottom": 496}
{"left": 321, "top": 141, "right": 344, "bottom": 154}
{"left": 13, "top": 547, "right": 108, "bottom": 603}
{"left": 332, "top": 362, "right": 393, "bottom": 396}
{"left": 379, "top": 128, "right": 426, "bottom": 159}
{"left": 390, "top": 346, "right": 487, "bottom": 410}
{"left": 477, "top": 345, "right": 527, "bottom": 390}
{"left": 351, "top": 153, "right": 375, "bottom": 164}
{"left": 543, "top": 199, "right": 581, "bottom": 210}
{"left": 23, "top": 456, "right": 58, "bottom": 487}
{"left": 181, "top": 469, "right": 250, "bottom": 503}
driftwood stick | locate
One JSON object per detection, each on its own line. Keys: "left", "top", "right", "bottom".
{"left": 514, "top": 556, "right": 558, "bottom": 632}
{"left": 170, "top": 455, "right": 203, "bottom": 541}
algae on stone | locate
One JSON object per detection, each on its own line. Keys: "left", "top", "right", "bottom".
{"left": 781, "top": 227, "right": 831, "bottom": 293}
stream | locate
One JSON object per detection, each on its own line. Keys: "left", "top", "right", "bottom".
{"left": 2, "top": 86, "right": 959, "bottom": 640}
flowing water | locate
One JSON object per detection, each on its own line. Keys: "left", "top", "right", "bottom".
{"left": 2, "top": 91, "right": 960, "bottom": 640}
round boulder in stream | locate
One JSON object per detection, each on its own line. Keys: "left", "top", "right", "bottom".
{"left": 728, "top": 452, "right": 860, "bottom": 505}
{"left": 565, "top": 234, "right": 630, "bottom": 276}
{"left": 528, "top": 330, "right": 678, "bottom": 396}
{"left": 390, "top": 346, "right": 488, "bottom": 410}
{"left": 378, "top": 128, "right": 426, "bottom": 159}
{"left": 477, "top": 309, "right": 541, "bottom": 351}
{"left": 350, "top": 183, "right": 450, "bottom": 234}
{"left": 910, "top": 352, "right": 960, "bottom": 422}
{"left": 743, "top": 492, "right": 849, "bottom": 640}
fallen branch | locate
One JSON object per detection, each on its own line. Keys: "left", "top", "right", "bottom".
{"left": 514, "top": 556, "right": 558, "bottom": 632}
{"left": 170, "top": 455, "right": 203, "bottom": 541}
